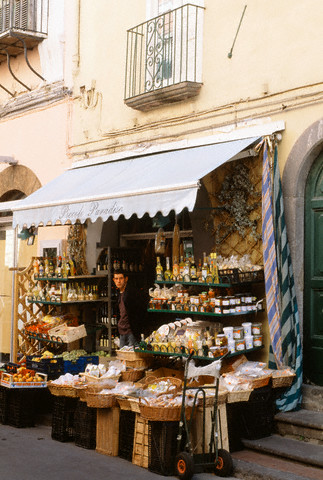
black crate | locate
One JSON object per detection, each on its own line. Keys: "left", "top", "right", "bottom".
{"left": 26, "top": 356, "right": 64, "bottom": 380}
{"left": 0, "top": 385, "right": 9, "bottom": 424}
{"left": 6, "top": 389, "right": 36, "bottom": 428}
{"left": 238, "top": 269, "right": 264, "bottom": 284}
{"left": 74, "top": 400, "right": 97, "bottom": 449}
{"left": 226, "top": 386, "right": 275, "bottom": 449}
{"left": 148, "top": 421, "right": 178, "bottom": 476}
{"left": 4, "top": 362, "right": 20, "bottom": 374}
{"left": 118, "top": 410, "right": 136, "bottom": 461}
{"left": 51, "top": 396, "right": 78, "bottom": 442}
{"left": 218, "top": 268, "right": 240, "bottom": 284}
{"left": 240, "top": 386, "right": 274, "bottom": 440}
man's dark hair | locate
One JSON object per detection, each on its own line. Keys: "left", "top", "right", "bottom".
{"left": 113, "top": 269, "right": 128, "bottom": 277}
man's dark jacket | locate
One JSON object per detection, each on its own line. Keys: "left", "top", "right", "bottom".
{"left": 117, "top": 283, "right": 146, "bottom": 340}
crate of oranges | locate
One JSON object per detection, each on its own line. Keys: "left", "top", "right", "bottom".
{"left": 0, "top": 366, "right": 47, "bottom": 388}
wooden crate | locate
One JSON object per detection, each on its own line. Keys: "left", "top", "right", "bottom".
{"left": 190, "top": 403, "right": 229, "bottom": 453}
{"left": 132, "top": 413, "right": 149, "bottom": 468}
{"left": 96, "top": 406, "right": 120, "bottom": 456}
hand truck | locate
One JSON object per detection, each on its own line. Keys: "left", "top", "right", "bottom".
{"left": 175, "top": 352, "right": 233, "bottom": 479}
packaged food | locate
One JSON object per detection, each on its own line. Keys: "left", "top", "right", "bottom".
{"left": 252, "top": 323, "right": 262, "bottom": 335}
{"left": 244, "top": 336, "right": 254, "bottom": 349}
{"left": 215, "top": 334, "right": 228, "bottom": 347}
{"left": 235, "top": 339, "right": 245, "bottom": 351}
{"left": 223, "top": 326, "right": 234, "bottom": 342}
{"left": 233, "top": 326, "right": 244, "bottom": 339}
{"left": 253, "top": 334, "right": 263, "bottom": 347}
{"left": 242, "top": 322, "right": 252, "bottom": 337}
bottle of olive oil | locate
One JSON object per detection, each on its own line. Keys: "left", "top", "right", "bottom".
{"left": 156, "top": 256, "right": 164, "bottom": 281}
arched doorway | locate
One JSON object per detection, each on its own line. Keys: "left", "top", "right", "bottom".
{"left": 304, "top": 153, "right": 323, "bottom": 385}
{"left": 0, "top": 166, "right": 41, "bottom": 358}
{"left": 282, "top": 118, "right": 323, "bottom": 387}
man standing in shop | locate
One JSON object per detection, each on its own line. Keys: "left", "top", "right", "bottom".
{"left": 113, "top": 269, "right": 145, "bottom": 347}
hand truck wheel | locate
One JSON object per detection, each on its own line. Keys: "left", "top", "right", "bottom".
{"left": 214, "top": 448, "right": 233, "bottom": 477}
{"left": 175, "top": 451, "right": 194, "bottom": 480}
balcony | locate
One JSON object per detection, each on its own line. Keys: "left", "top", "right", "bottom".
{"left": 124, "top": 3, "right": 204, "bottom": 111}
{"left": 0, "top": 0, "right": 48, "bottom": 63}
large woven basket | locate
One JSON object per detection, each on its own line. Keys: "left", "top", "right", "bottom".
{"left": 227, "top": 389, "right": 252, "bottom": 403}
{"left": 142, "top": 376, "right": 183, "bottom": 396}
{"left": 115, "top": 395, "right": 140, "bottom": 413}
{"left": 85, "top": 391, "right": 117, "bottom": 408}
{"left": 248, "top": 374, "right": 272, "bottom": 389}
{"left": 139, "top": 401, "right": 192, "bottom": 422}
{"left": 48, "top": 382, "right": 85, "bottom": 398}
{"left": 116, "top": 350, "right": 153, "bottom": 361}
{"left": 120, "top": 369, "right": 145, "bottom": 383}
{"left": 272, "top": 373, "right": 295, "bottom": 388}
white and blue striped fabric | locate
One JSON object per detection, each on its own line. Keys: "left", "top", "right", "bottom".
{"left": 272, "top": 145, "right": 303, "bottom": 411}
{"left": 262, "top": 141, "right": 283, "bottom": 368}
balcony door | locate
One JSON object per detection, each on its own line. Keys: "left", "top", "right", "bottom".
{"left": 144, "top": 0, "right": 203, "bottom": 92}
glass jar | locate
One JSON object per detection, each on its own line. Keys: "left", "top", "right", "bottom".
{"left": 215, "top": 334, "right": 228, "bottom": 347}
{"left": 252, "top": 322, "right": 262, "bottom": 335}
{"left": 233, "top": 326, "right": 244, "bottom": 339}
{"left": 235, "top": 339, "right": 245, "bottom": 351}
{"left": 253, "top": 334, "right": 263, "bottom": 346}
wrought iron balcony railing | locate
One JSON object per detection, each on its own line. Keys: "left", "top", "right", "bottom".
{"left": 125, "top": 3, "right": 204, "bottom": 110}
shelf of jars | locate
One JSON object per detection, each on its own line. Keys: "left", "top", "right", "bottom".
{"left": 135, "top": 344, "right": 264, "bottom": 362}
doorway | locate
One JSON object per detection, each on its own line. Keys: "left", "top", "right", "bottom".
{"left": 304, "top": 153, "right": 323, "bottom": 385}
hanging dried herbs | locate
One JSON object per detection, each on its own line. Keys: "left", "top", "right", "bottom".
{"left": 210, "top": 163, "right": 261, "bottom": 245}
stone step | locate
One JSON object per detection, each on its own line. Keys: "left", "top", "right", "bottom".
{"left": 302, "top": 384, "right": 323, "bottom": 412}
{"left": 241, "top": 434, "right": 323, "bottom": 468}
{"left": 274, "top": 409, "right": 323, "bottom": 444}
{"left": 232, "top": 449, "right": 323, "bottom": 480}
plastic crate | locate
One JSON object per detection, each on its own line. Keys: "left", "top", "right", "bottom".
{"left": 51, "top": 396, "right": 78, "bottom": 442}
{"left": 238, "top": 269, "right": 264, "bottom": 283}
{"left": 74, "top": 400, "right": 97, "bottom": 449}
{"left": 118, "top": 410, "right": 136, "bottom": 461}
{"left": 4, "top": 362, "right": 20, "bottom": 374}
{"left": 63, "top": 355, "right": 99, "bottom": 375}
{"left": 240, "top": 386, "right": 274, "bottom": 440}
{"left": 26, "top": 356, "right": 64, "bottom": 380}
{"left": 148, "top": 421, "right": 178, "bottom": 476}
{"left": 6, "top": 389, "right": 36, "bottom": 428}
{"left": 218, "top": 268, "right": 240, "bottom": 284}
{"left": 0, "top": 385, "right": 9, "bottom": 424}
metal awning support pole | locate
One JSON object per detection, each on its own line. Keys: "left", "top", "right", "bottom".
{"left": 10, "top": 226, "right": 18, "bottom": 362}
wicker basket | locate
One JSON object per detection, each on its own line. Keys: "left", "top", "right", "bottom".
{"left": 121, "top": 369, "right": 145, "bottom": 383}
{"left": 47, "top": 382, "right": 85, "bottom": 398}
{"left": 227, "top": 389, "right": 252, "bottom": 403}
{"left": 248, "top": 374, "right": 272, "bottom": 389}
{"left": 85, "top": 391, "right": 117, "bottom": 408}
{"left": 139, "top": 401, "right": 192, "bottom": 422}
{"left": 272, "top": 373, "right": 295, "bottom": 388}
{"left": 115, "top": 395, "right": 140, "bottom": 413}
{"left": 116, "top": 350, "right": 153, "bottom": 361}
{"left": 142, "top": 376, "right": 183, "bottom": 396}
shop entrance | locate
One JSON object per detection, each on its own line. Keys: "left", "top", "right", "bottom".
{"left": 304, "top": 152, "right": 323, "bottom": 385}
